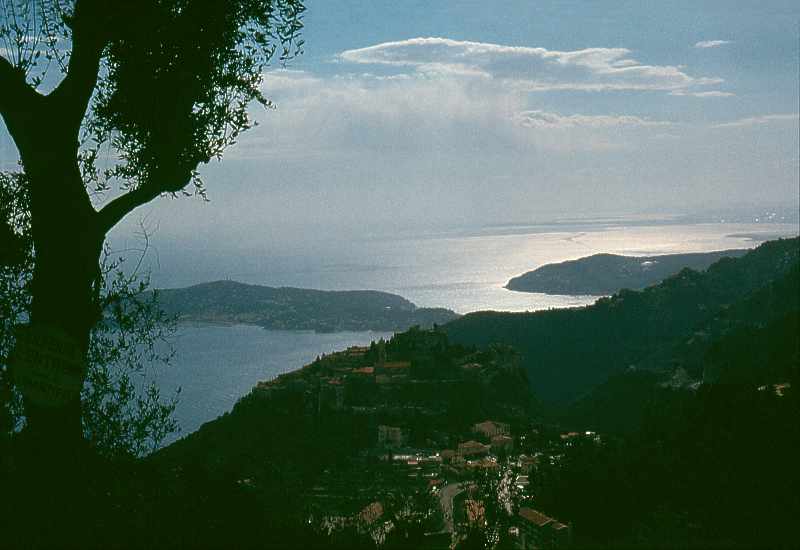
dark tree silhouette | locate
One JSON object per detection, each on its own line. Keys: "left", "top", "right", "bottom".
{"left": 1, "top": 171, "right": 180, "bottom": 460}
{"left": 0, "top": 1, "right": 303, "bottom": 458}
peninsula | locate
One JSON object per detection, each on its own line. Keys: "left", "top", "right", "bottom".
{"left": 155, "top": 280, "right": 459, "bottom": 332}
{"left": 506, "top": 249, "right": 749, "bottom": 295}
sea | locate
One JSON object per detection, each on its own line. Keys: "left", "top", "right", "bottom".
{"left": 151, "top": 218, "right": 799, "bottom": 443}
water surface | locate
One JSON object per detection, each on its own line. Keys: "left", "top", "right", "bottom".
{"left": 154, "top": 325, "right": 391, "bottom": 443}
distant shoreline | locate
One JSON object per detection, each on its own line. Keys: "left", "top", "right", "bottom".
{"left": 173, "top": 320, "right": 400, "bottom": 336}
{"left": 506, "top": 248, "right": 751, "bottom": 296}
{"left": 725, "top": 231, "right": 799, "bottom": 242}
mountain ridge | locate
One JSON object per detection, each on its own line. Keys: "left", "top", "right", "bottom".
{"left": 506, "top": 248, "right": 750, "bottom": 295}
{"left": 446, "top": 237, "right": 800, "bottom": 405}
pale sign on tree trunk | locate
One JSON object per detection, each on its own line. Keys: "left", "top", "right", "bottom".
{"left": 9, "top": 324, "right": 85, "bottom": 408}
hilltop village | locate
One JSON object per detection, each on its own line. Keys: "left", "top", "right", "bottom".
{"left": 242, "top": 328, "right": 586, "bottom": 548}
{"left": 151, "top": 240, "right": 799, "bottom": 549}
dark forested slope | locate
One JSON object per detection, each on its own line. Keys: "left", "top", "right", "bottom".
{"left": 445, "top": 237, "right": 799, "bottom": 404}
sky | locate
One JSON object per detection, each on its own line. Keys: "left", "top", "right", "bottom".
{"left": 1, "top": 1, "right": 799, "bottom": 268}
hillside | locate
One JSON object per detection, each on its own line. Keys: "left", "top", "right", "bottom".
{"left": 140, "top": 242, "right": 799, "bottom": 549}
{"left": 155, "top": 280, "right": 459, "bottom": 332}
{"left": 559, "top": 306, "right": 798, "bottom": 435}
{"left": 445, "top": 237, "right": 800, "bottom": 405}
{"left": 150, "top": 328, "right": 532, "bottom": 546}
{"left": 506, "top": 249, "right": 748, "bottom": 295}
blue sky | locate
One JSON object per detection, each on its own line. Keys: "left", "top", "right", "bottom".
{"left": 299, "top": 0, "right": 799, "bottom": 118}
{"left": 1, "top": 1, "right": 798, "bottom": 248}
{"left": 187, "top": 0, "right": 798, "bottom": 233}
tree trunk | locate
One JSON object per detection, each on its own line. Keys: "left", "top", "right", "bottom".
{"left": 14, "top": 125, "right": 103, "bottom": 460}
{"left": 1, "top": 95, "right": 112, "bottom": 547}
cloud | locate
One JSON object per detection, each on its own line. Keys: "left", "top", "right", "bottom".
{"left": 251, "top": 69, "right": 526, "bottom": 158}
{"left": 669, "top": 90, "right": 735, "bottom": 98}
{"left": 242, "top": 69, "right": 685, "bottom": 162}
{"left": 714, "top": 113, "right": 799, "bottom": 128}
{"left": 338, "top": 37, "right": 722, "bottom": 94}
{"left": 694, "top": 40, "right": 731, "bottom": 49}
{"left": 514, "top": 110, "right": 671, "bottom": 129}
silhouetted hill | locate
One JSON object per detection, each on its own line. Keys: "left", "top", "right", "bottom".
{"left": 532, "top": 258, "right": 800, "bottom": 437}
{"left": 632, "top": 263, "right": 800, "bottom": 378}
{"left": 155, "top": 280, "right": 459, "bottom": 332}
{"left": 506, "top": 249, "right": 748, "bottom": 295}
{"left": 445, "top": 237, "right": 800, "bottom": 405}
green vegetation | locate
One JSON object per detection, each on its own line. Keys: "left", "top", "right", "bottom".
{"left": 446, "top": 237, "right": 799, "bottom": 404}
{"left": 506, "top": 249, "right": 749, "bottom": 295}
{"left": 453, "top": 238, "right": 800, "bottom": 548}
{"left": 155, "top": 280, "right": 459, "bottom": 332}
{"left": 145, "top": 328, "right": 530, "bottom": 547}
{"left": 536, "top": 376, "right": 798, "bottom": 549}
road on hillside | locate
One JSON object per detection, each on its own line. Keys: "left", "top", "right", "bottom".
{"left": 438, "top": 481, "right": 473, "bottom": 533}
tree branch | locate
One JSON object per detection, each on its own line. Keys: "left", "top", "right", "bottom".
{"left": 96, "top": 184, "right": 163, "bottom": 235}
{"left": 47, "top": 0, "right": 112, "bottom": 131}
{"left": 0, "top": 54, "right": 42, "bottom": 142}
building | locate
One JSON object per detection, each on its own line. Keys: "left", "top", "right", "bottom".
{"left": 359, "top": 501, "right": 384, "bottom": 525}
{"left": 351, "top": 366, "right": 374, "bottom": 375}
{"left": 517, "top": 507, "right": 571, "bottom": 549}
{"left": 473, "top": 420, "right": 510, "bottom": 440}
{"left": 345, "top": 345, "right": 369, "bottom": 358}
{"left": 464, "top": 499, "right": 486, "bottom": 527}
{"left": 457, "top": 440, "right": 490, "bottom": 459}
{"left": 560, "top": 430, "right": 601, "bottom": 446}
{"left": 466, "top": 457, "right": 499, "bottom": 471}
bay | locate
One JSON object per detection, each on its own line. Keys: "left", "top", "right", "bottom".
{"left": 153, "top": 325, "right": 392, "bottom": 444}
{"left": 173, "top": 221, "right": 799, "bottom": 313}
{"left": 150, "top": 220, "right": 798, "bottom": 442}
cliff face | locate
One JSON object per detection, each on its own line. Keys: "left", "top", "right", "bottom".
{"left": 506, "top": 249, "right": 749, "bottom": 295}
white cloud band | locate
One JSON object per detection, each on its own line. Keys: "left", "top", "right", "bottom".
{"left": 338, "top": 37, "right": 722, "bottom": 93}
{"left": 714, "top": 114, "right": 799, "bottom": 128}
{"left": 694, "top": 40, "right": 731, "bottom": 49}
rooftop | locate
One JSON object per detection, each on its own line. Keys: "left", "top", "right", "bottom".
{"left": 519, "top": 507, "right": 554, "bottom": 527}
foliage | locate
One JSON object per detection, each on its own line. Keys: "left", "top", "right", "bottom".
{"left": 536, "top": 383, "right": 799, "bottom": 549}
{"left": 3, "top": 1, "right": 304, "bottom": 207}
{"left": 88, "top": 0, "right": 303, "bottom": 197}
{"left": 82, "top": 252, "right": 179, "bottom": 458}
{"left": 0, "top": 171, "right": 179, "bottom": 458}
{"left": 0, "top": 1, "right": 71, "bottom": 87}
{"left": 529, "top": 265, "right": 800, "bottom": 548}
{"left": 0, "top": 172, "right": 31, "bottom": 439}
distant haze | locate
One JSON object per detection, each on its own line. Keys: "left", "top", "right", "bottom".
{"left": 1, "top": 1, "right": 798, "bottom": 286}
